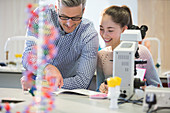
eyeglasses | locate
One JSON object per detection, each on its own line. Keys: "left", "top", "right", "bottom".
{"left": 59, "top": 15, "right": 82, "bottom": 21}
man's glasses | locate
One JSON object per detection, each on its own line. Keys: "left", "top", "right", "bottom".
{"left": 59, "top": 15, "right": 82, "bottom": 21}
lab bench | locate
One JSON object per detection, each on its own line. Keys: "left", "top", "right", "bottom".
{"left": 0, "top": 71, "right": 22, "bottom": 89}
{"left": 0, "top": 88, "right": 170, "bottom": 113}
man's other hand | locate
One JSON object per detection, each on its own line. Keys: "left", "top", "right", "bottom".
{"left": 44, "top": 64, "right": 63, "bottom": 88}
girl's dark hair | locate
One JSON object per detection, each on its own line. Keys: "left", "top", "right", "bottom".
{"left": 102, "top": 5, "right": 130, "bottom": 28}
{"left": 121, "top": 5, "right": 133, "bottom": 28}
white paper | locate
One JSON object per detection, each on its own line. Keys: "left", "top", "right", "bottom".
{"left": 134, "top": 68, "right": 146, "bottom": 81}
{"left": 53, "top": 88, "right": 105, "bottom": 96}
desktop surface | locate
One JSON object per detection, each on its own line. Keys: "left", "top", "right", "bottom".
{"left": 0, "top": 88, "right": 169, "bottom": 113}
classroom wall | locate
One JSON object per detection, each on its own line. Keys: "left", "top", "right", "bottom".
{"left": 138, "top": 0, "right": 170, "bottom": 74}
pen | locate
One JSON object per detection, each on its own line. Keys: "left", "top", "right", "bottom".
{"left": 28, "top": 74, "right": 37, "bottom": 96}
{"left": 29, "top": 86, "right": 37, "bottom": 96}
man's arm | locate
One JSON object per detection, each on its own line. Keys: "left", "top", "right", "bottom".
{"left": 22, "top": 32, "right": 64, "bottom": 90}
{"left": 22, "top": 7, "right": 39, "bottom": 71}
{"left": 21, "top": 7, "right": 63, "bottom": 90}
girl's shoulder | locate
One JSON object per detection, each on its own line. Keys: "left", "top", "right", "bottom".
{"left": 98, "top": 46, "right": 113, "bottom": 60}
{"left": 98, "top": 46, "right": 112, "bottom": 55}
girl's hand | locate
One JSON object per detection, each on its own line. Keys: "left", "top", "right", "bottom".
{"left": 99, "top": 82, "right": 108, "bottom": 94}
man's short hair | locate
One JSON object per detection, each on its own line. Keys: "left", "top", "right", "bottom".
{"left": 58, "top": 0, "right": 86, "bottom": 9}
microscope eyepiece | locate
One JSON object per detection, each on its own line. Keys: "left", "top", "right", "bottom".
{"left": 128, "top": 25, "right": 148, "bottom": 39}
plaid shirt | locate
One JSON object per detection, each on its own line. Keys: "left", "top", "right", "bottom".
{"left": 22, "top": 7, "right": 99, "bottom": 90}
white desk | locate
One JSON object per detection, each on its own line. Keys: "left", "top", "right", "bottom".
{"left": 0, "top": 88, "right": 169, "bottom": 113}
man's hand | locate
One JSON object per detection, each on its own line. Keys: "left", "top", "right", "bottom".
{"left": 44, "top": 64, "right": 63, "bottom": 88}
{"left": 20, "top": 64, "right": 63, "bottom": 91}
{"left": 20, "top": 76, "right": 34, "bottom": 91}
{"left": 99, "top": 82, "right": 108, "bottom": 94}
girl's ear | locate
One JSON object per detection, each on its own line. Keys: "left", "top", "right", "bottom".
{"left": 122, "top": 25, "right": 128, "bottom": 33}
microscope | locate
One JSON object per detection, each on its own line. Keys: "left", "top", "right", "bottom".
{"left": 113, "top": 29, "right": 146, "bottom": 99}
